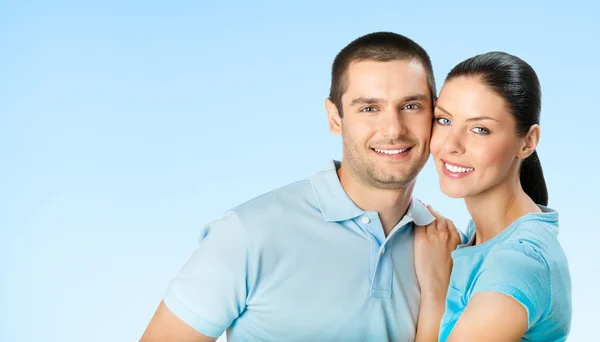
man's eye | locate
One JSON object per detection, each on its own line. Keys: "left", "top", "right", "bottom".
{"left": 403, "top": 104, "right": 420, "bottom": 110}
{"left": 360, "top": 106, "right": 377, "bottom": 112}
{"left": 436, "top": 117, "right": 451, "bottom": 125}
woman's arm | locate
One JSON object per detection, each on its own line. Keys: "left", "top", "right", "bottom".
{"left": 413, "top": 205, "right": 461, "bottom": 342}
{"left": 446, "top": 241, "right": 551, "bottom": 341}
{"left": 447, "top": 292, "right": 528, "bottom": 342}
{"left": 415, "top": 293, "right": 447, "bottom": 342}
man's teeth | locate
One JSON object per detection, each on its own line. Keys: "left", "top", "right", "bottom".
{"left": 373, "top": 148, "right": 408, "bottom": 155}
{"left": 444, "top": 163, "right": 474, "bottom": 173}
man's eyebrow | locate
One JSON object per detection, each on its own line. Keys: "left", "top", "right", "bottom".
{"left": 349, "top": 97, "right": 385, "bottom": 106}
{"left": 403, "top": 93, "right": 429, "bottom": 102}
{"left": 435, "top": 105, "right": 500, "bottom": 122}
{"left": 349, "top": 94, "right": 429, "bottom": 106}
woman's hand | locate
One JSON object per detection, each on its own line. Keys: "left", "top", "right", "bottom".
{"left": 414, "top": 204, "right": 461, "bottom": 297}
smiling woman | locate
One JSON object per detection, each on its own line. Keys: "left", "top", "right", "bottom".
{"left": 432, "top": 53, "right": 548, "bottom": 206}
{"left": 414, "top": 52, "right": 572, "bottom": 342}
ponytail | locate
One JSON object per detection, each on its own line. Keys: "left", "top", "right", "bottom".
{"left": 520, "top": 150, "right": 548, "bottom": 206}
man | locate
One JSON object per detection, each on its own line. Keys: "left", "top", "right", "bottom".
{"left": 141, "top": 31, "right": 438, "bottom": 341}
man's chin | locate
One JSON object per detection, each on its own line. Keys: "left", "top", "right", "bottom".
{"left": 369, "top": 174, "right": 417, "bottom": 190}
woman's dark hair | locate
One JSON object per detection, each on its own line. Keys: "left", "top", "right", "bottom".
{"left": 446, "top": 52, "right": 548, "bottom": 206}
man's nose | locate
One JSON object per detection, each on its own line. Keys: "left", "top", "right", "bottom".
{"left": 378, "top": 109, "right": 407, "bottom": 139}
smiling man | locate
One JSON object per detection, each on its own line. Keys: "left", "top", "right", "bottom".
{"left": 141, "top": 32, "right": 440, "bottom": 342}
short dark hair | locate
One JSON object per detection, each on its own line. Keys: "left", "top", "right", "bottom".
{"left": 446, "top": 52, "right": 548, "bottom": 205}
{"left": 328, "top": 31, "right": 436, "bottom": 117}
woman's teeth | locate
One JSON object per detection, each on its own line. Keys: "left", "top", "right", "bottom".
{"left": 444, "top": 163, "right": 474, "bottom": 173}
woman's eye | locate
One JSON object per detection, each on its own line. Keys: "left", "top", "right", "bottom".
{"left": 436, "top": 117, "right": 451, "bottom": 125}
{"left": 472, "top": 127, "right": 490, "bottom": 134}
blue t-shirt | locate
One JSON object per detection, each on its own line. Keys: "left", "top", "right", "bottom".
{"left": 439, "top": 207, "right": 572, "bottom": 341}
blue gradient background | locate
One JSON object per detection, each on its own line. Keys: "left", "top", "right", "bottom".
{"left": 1, "top": 1, "right": 598, "bottom": 341}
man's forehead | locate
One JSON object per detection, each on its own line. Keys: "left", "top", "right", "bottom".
{"left": 347, "top": 58, "right": 426, "bottom": 75}
{"left": 342, "top": 59, "right": 430, "bottom": 101}
{"left": 346, "top": 59, "right": 427, "bottom": 82}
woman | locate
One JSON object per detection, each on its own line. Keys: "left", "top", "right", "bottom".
{"left": 413, "top": 52, "right": 572, "bottom": 341}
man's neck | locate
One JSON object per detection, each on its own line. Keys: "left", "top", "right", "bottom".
{"left": 337, "top": 165, "right": 414, "bottom": 236}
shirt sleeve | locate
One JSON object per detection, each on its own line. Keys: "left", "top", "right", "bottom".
{"left": 163, "top": 210, "right": 249, "bottom": 338}
{"left": 470, "top": 241, "right": 551, "bottom": 328}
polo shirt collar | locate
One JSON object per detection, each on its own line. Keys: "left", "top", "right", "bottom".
{"left": 309, "top": 160, "right": 435, "bottom": 226}
{"left": 310, "top": 160, "right": 364, "bottom": 222}
{"left": 404, "top": 197, "right": 435, "bottom": 227}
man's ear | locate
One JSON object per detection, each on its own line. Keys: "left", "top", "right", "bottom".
{"left": 325, "top": 98, "right": 342, "bottom": 135}
{"left": 518, "top": 124, "right": 540, "bottom": 159}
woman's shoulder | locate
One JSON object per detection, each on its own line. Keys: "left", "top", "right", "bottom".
{"left": 511, "top": 206, "right": 559, "bottom": 235}
{"left": 487, "top": 238, "right": 548, "bottom": 268}
{"left": 482, "top": 209, "right": 571, "bottom": 336}
{"left": 505, "top": 206, "right": 566, "bottom": 258}
{"left": 486, "top": 224, "right": 569, "bottom": 297}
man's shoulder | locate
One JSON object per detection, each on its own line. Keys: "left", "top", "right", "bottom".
{"left": 224, "top": 178, "right": 319, "bottom": 227}
{"left": 233, "top": 178, "right": 313, "bottom": 210}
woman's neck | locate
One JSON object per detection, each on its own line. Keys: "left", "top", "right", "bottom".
{"left": 465, "top": 177, "right": 541, "bottom": 245}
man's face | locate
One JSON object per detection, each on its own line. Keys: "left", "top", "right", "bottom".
{"left": 327, "top": 59, "right": 433, "bottom": 189}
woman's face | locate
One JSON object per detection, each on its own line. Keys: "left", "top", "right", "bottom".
{"left": 430, "top": 76, "right": 526, "bottom": 199}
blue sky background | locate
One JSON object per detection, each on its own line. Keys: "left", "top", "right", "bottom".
{"left": 1, "top": 1, "right": 598, "bottom": 341}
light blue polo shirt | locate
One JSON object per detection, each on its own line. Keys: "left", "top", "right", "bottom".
{"left": 163, "top": 160, "right": 436, "bottom": 341}
{"left": 439, "top": 207, "right": 572, "bottom": 341}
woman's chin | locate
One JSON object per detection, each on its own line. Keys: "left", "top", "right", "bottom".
{"left": 439, "top": 184, "right": 468, "bottom": 199}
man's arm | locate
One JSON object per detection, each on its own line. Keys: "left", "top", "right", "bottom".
{"left": 140, "top": 301, "right": 217, "bottom": 342}
{"left": 140, "top": 210, "right": 250, "bottom": 341}
{"left": 447, "top": 292, "right": 528, "bottom": 342}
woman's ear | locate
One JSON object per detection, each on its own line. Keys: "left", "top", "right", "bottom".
{"left": 518, "top": 124, "right": 540, "bottom": 159}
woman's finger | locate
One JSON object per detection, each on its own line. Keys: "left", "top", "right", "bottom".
{"left": 445, "top": 219, "right": 462, "bottom": 242}
{"left": 427, "top": 205, "right": 448, "bottom": 232}
{"left": 426, "top": 222, "right": 437, "bottom": 235}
